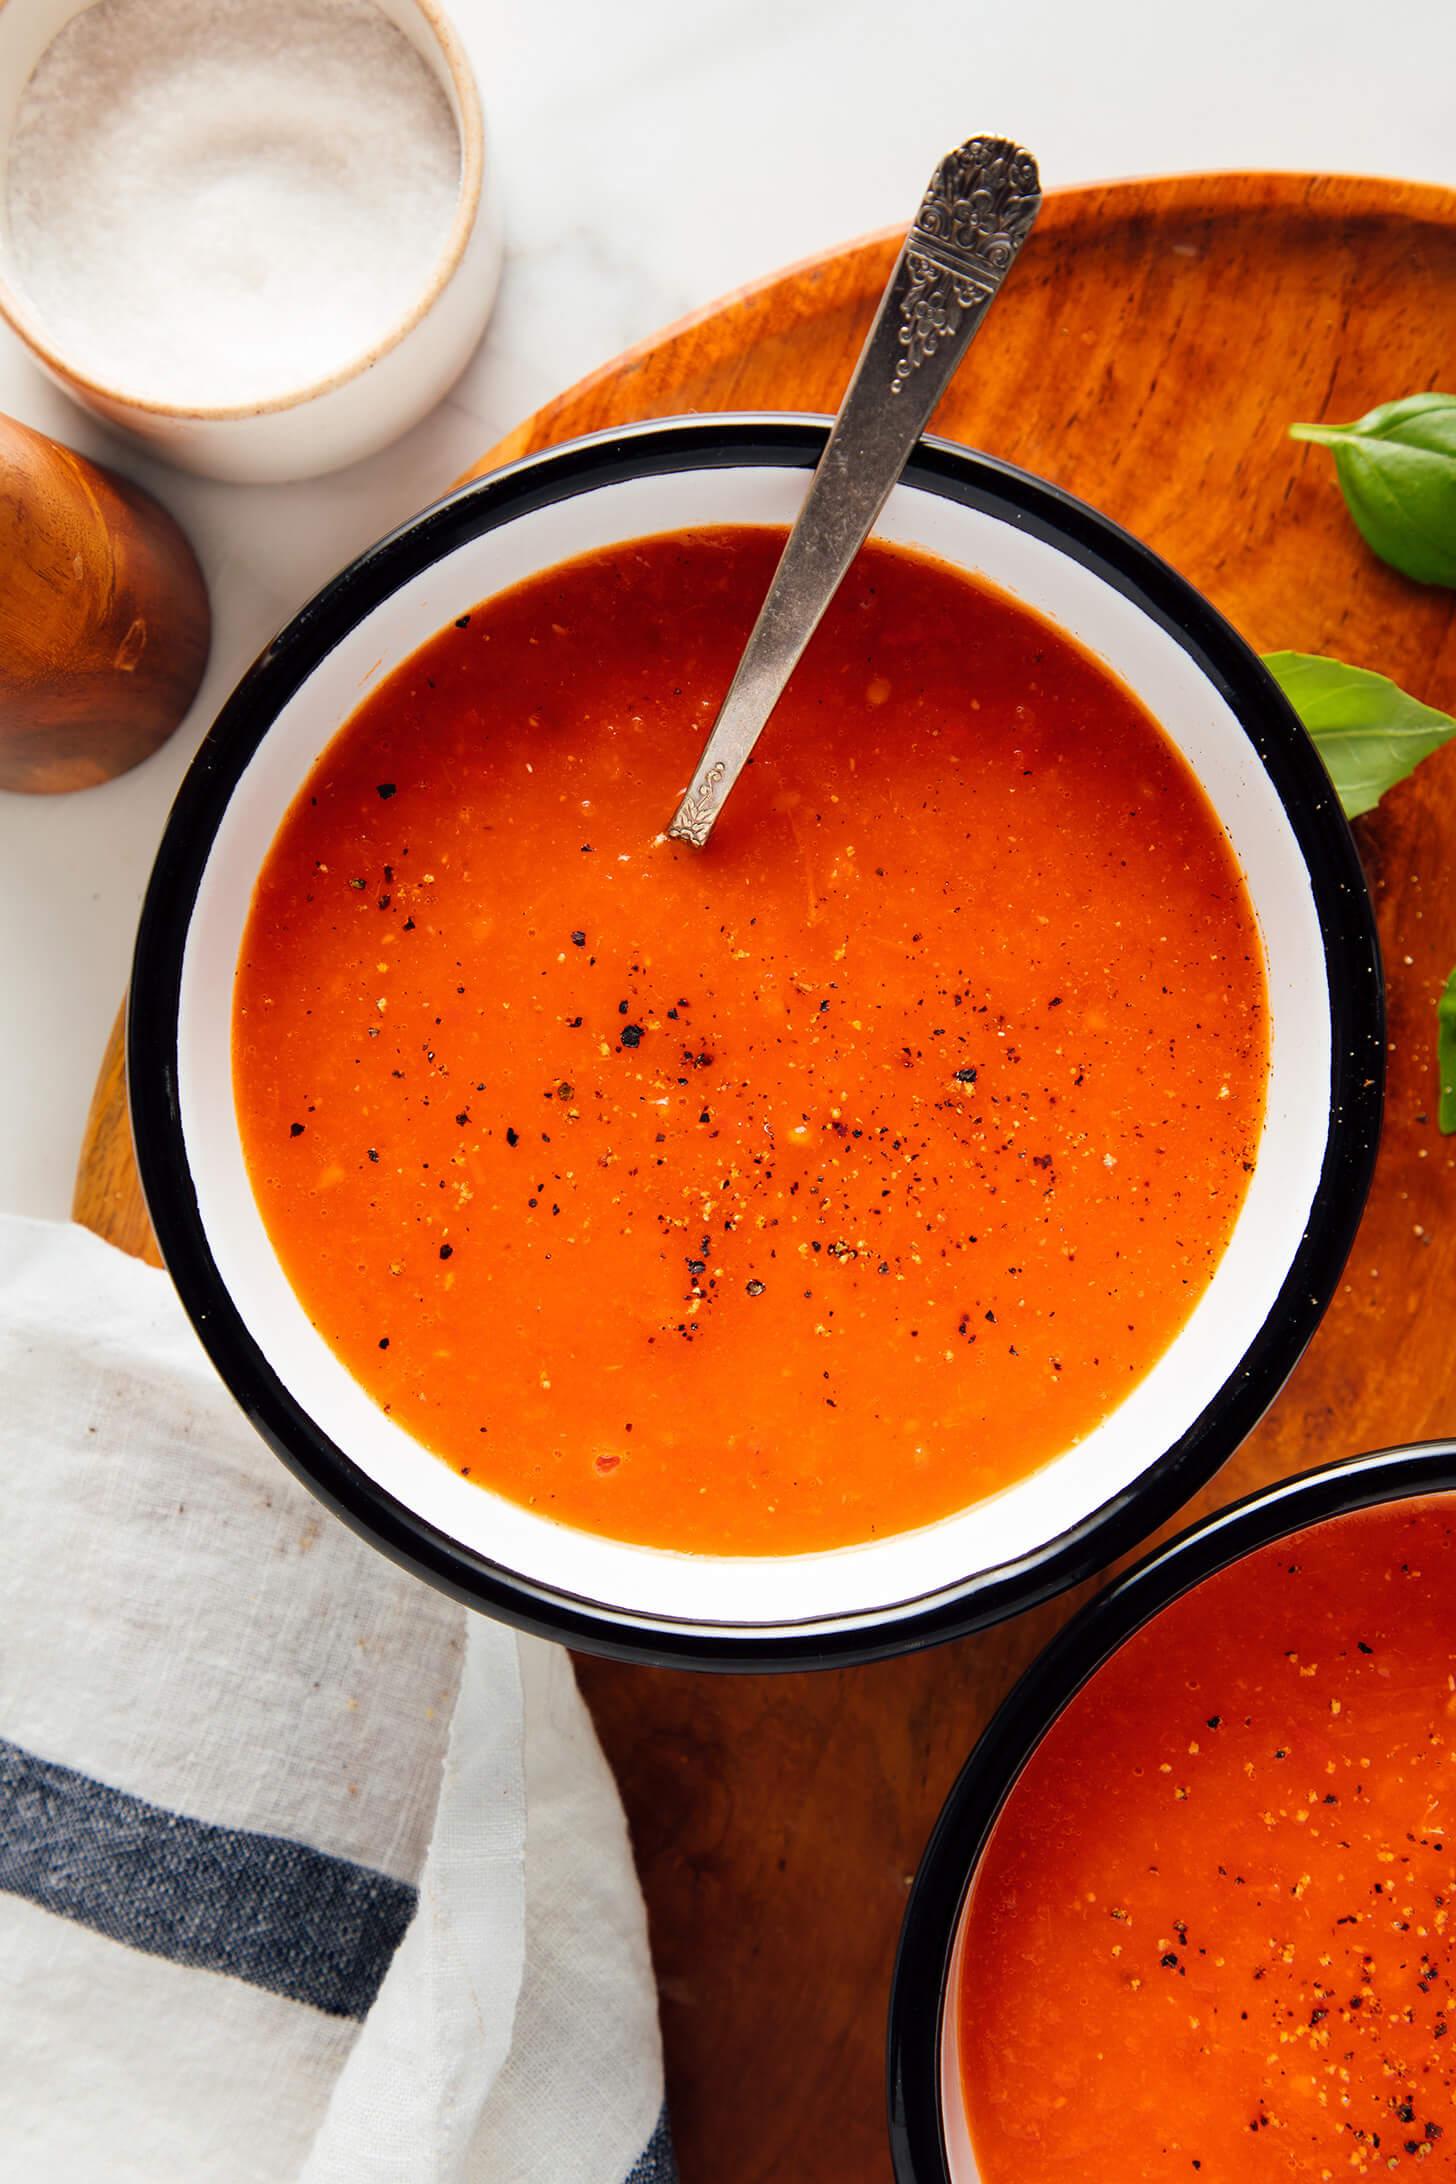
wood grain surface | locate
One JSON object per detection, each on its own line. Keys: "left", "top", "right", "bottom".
{"left": 0, "top": 414, "right": 210, "bottom": 793}
{"left": 75, "top": 174, "right": 1456, "bottom": 2183}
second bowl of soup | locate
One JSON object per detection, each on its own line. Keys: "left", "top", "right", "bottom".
{"left": 889, "top": 1443, "right": 1456, "bottom": 2180}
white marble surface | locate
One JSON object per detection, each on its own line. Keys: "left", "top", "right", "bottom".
{"left": 3, "top": 0, "right": 1455, "bottom": 1223}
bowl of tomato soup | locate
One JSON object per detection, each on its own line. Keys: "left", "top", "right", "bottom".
{"left": 889, "top": 1444, "right": 1456, "bottom": 2182}
{"left": 128, "top": 415, "right": 1383, "bottom": 1666}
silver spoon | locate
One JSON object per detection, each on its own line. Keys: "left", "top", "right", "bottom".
{"left": 666, "top": 135, "right": 1041, "bottom": 849}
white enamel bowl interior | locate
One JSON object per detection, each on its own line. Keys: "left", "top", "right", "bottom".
{"left": 175, "top": 459, "right": 1330, "bottom": 1634}
{"left": 940, "top": 1908, "right": 981, "bottom": 2181}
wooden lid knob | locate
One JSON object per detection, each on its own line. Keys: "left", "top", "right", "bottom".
{"left": 0, "top": 413, "right": 210, "bottom": 793}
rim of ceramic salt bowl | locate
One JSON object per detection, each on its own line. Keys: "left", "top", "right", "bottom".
{"left": 0, "top": 0, "right": 485, "bottom": 420}
{"left": 126, "top": 414, "right": 1386, "bottom": 1671}
{"left": 886, "top": 1438, "right": 1456, "bottom": 2184}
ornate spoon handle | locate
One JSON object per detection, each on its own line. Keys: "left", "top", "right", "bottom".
{"left": 666, "top": 135, "right": 1041, "bottom": 849}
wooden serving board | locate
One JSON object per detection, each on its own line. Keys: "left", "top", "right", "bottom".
{"left": 76, "top": 174, "right": 1456, "bottom": 2182}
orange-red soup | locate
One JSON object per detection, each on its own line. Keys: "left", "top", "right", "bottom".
{"left": 232, "top": 527, "right": 1267, "bottom": 1556}
{"left": 960, "top": 1495, "right": 1456, "bottom": 2180}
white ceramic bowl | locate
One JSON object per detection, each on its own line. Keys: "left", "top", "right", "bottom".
{"left": 0, "top": 0, "right": 501, "bottom": 481}
{"left": 127, "top": 417, "right": 1385, "bottom": 1666}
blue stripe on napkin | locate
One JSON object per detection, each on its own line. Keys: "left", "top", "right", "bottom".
{"left": 623, "top": 2103, "right": 679, "bottom": 2184}
{"left": 0, "top": 1736, "right": 415, "bottom": 2018}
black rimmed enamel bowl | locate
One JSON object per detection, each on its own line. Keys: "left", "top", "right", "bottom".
{"left": 128, "top": 415, "right": 1384, "bottom": 1670}
{"left": 887, "top": 1440, "right": 1456, "bottom": 2182}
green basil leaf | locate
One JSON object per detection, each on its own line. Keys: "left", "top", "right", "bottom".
{"left": 1289, "top": 393, "right": 1456, "bottom": 588}
{"left": 1439, "top": 967, "right": 1456, "bottom": 1134}
{"left": 1262, "top": 650, "right": 1456, "bottom": 819}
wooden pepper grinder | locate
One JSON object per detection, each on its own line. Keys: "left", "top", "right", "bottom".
{"left": 0, "top": 413, "right": 210, "bottom": 793}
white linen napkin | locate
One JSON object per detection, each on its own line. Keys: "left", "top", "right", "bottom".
{"left": 0, "top": 1212, "right": 675, "bottom": 2184}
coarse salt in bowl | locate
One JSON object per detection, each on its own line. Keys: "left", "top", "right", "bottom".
{"left": 127, "top": 416, "right": 1384, "bottom": 1668}
{"left": 0, "top": 0, "right": 500, "bottom": 480}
